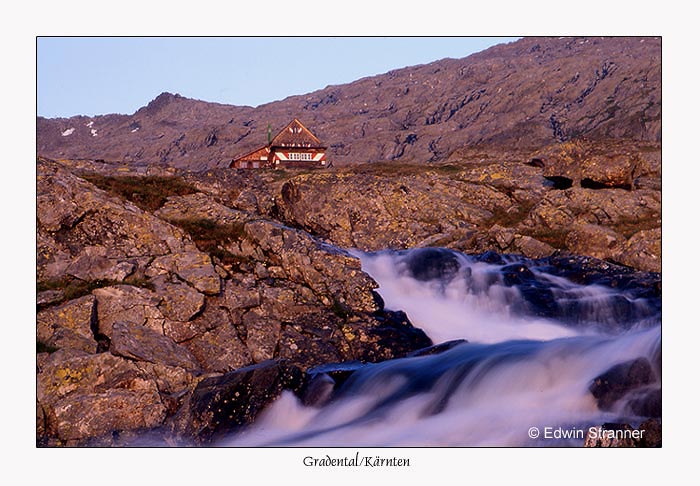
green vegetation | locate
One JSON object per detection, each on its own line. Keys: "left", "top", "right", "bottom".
{"left": 520, "top": 227, "right": 571, "bottom": 250}
{"left": 37, "top": 340, "right": 58, "bottom": 354}
{"left": 37, "top": 275, "right": 155, "bottom": 307}
{"left": 612, "top": 214, "right": 661, "bottom": 239}
{"left": 169, "top": 217, "right": 248, "bottom": 266}
{"left": 81, "top": 174, "right": 199, "bottom": 211}
{"left": 330, "top": 298, "right": 351, "bottom": 319}
{"left": 481, "top": 202, "right": 536, "bottom": 230}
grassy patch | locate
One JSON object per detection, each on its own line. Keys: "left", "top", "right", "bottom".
{"left": 612, "top": 215, "right": 661, "bottom": 239}
{"left": 37, "top": 275, "right": 155, "bottom": 307}
{"left": 519, "top": 228, "right": 570, "bottom": 250}
{"left": 481, "top": 202, "right": 535, "bottom": 229}
{"left": 170, "top": 217, "right": 248, "bottom": 265}
{"left": 37, "top": 340, "right": 58, "bottom": 354}
{"left": 82, "top": 174, "right": 198, "bottom": 211}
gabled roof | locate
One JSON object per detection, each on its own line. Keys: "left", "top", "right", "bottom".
{"left": 270, "top": 118, "right": 324, "bottom": 148}
{"left": 233, "top": 145, "right": 270, "bottom": 162}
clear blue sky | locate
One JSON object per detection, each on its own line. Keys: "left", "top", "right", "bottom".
{"left": 37, "top": 37, "right": 519, "bottom": 119}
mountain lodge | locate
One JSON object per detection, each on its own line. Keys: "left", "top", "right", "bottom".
{"left": 230, "top": 119, "right": 328, "bottom": 169}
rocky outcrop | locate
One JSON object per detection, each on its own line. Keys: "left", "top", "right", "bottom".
{"left": 110, "top": 321, "right": 201, "bottom": 371}
{"left": 272, "top": 154, "right": 660, "bottom": 271}
{"left": 276, "top": 170, "right": 510, "bottom": 251}
{"left": 36, "top": 157, "right": 433, "bottom": 445}
{"left": 37, "top": 351, "right": 174, "bottom": 445}
{"left": 37, "top": 295, "right": 97, "bottom": 354}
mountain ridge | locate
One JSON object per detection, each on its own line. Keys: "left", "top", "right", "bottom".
{"left": 36, "top": 36, "right": 660, "bottom": 171}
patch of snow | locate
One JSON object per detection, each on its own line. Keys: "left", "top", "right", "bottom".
{"left": 91, "top": 129, "right": 98, "bottom": 137}
{"left": 61, "top": 128, "right": 75, "bottom": 136}
{"left": 131, "top": 127, "right": 140, "bottom": 132}
{"left": 86, "top": 121, "right": 94, "bottom": 128}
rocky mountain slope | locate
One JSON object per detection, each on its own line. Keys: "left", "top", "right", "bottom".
{"left": 37, "top": 37, "right": 660, "bottom": 170}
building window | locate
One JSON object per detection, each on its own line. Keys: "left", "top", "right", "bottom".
{"left": 289, "top": 152, "right": 313, "bottom": 161}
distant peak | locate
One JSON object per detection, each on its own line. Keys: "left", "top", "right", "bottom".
{"left": 142, "top": 92, "right": 184, "bottom": 112}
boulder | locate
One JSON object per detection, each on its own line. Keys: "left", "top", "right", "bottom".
{"left": 589, "top": 358, "right": 656, "bottom": 410}
{"left": 183, "top": 321, "right": 253, "bottom": 373}
{"left": 242, "top": 309, "right": 282, "bottom": 363}
{"left": 237, "top": 218, "right": 381, "bottom": 314}
{"left": 36, "top": 295, "right": 97, "bottom": 353}
{"left": 276, "top": 172, "right": 499, "bottom": 251}
{"left": 581, "top": 153, "right": 634, "bottom": 189}
{"left": 402, "top": 247, "right": 461, "bottom": 282}
{"left": 176, "top": 359, "right": 304, "bottom": 443}
{"left": 148, "top": 252, "right": 220, "bottom": 295}
{"left": 37, "top": 352, "right": 168, "bottom": 443}
{"left": 92, "top": 285, "right": 164, "bottom": 338}
{"left": 617, "top": 227, "right": 661, "bottom": 273}
{"left": 110, "top": 321, "right": 201, "bottom": 371}
{"left": 564, "top": 223, "right": 622, "bottom": 261}
{"left": 36, "top": 159, "right": 198, "bottom": 283}
{"left": 150, "top": 275, "right": 205, "bottom": 323}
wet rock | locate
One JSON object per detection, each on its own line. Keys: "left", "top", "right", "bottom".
{"left": 342, "top": 310, "right": 433, "bottom": 363}
{"left": 276, "top": 312, "right": 347, "bottom": 370}
{"left": 110, "top": 321, "right": 201, "bottom": 371}
{"left": 300, "top": 360, "right": 368, "bottom": 406}
{"left": 625, "top": 387, "right": 661, "bottom": 418}
{"left": 402, "top": 247, "right": 461, "bottom": 281}
{"left": 178, "top": 359, "right": 304, "bottom": 443}
{"left": 407, "top": 339, "right": 469, "bottom": 357}
{"left": 299, "top": 372, "right": 337, "bottom": 407}
{"left": 589, "top": 358, "right": 656, "bottom": 410}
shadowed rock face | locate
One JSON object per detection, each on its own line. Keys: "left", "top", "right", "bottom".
{"left": 37, "top": 37, "right": 660, "bottom": 170}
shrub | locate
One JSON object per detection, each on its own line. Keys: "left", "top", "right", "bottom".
{"left": 36, "top": 275, "right": 155, "bottom": 308}
{"left": 169, "top": 218, "right": 247, "bottom": 265}
{"left": 81, "top": 174, "right": 198, "bottom": 211}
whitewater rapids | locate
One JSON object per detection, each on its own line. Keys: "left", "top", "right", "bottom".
{"left": 223, "top": 248, "right": 661, "bottom": 446}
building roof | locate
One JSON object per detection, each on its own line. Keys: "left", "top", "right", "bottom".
{"left": 270, "top": 118, "right": 324, "bottom": 148}
{"left": 233, "top": 145, "right": 269, "bottom": 162}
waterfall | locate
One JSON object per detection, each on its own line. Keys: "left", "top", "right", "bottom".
{"left": 224, "top": 248, "right": 661, "bottom": 446}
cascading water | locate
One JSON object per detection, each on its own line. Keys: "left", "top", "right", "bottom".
{"left": 224, "top": 248, "right": 661, "bottom": 447}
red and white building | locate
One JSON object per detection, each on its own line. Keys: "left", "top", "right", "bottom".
{"left": 230, "top": 119, "right": 328, "bottom": 169}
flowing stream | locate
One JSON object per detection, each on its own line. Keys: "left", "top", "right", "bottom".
{"left": 224, "top": 248, "right": 661, "bottom": 446}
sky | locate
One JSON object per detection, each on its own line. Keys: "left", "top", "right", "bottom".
{"left": 37, "top": 37, "right": 519, "bottom": 119}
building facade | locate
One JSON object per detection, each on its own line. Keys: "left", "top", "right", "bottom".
{"left": 231, "top": 119, "right": 328, "bottom": 169}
